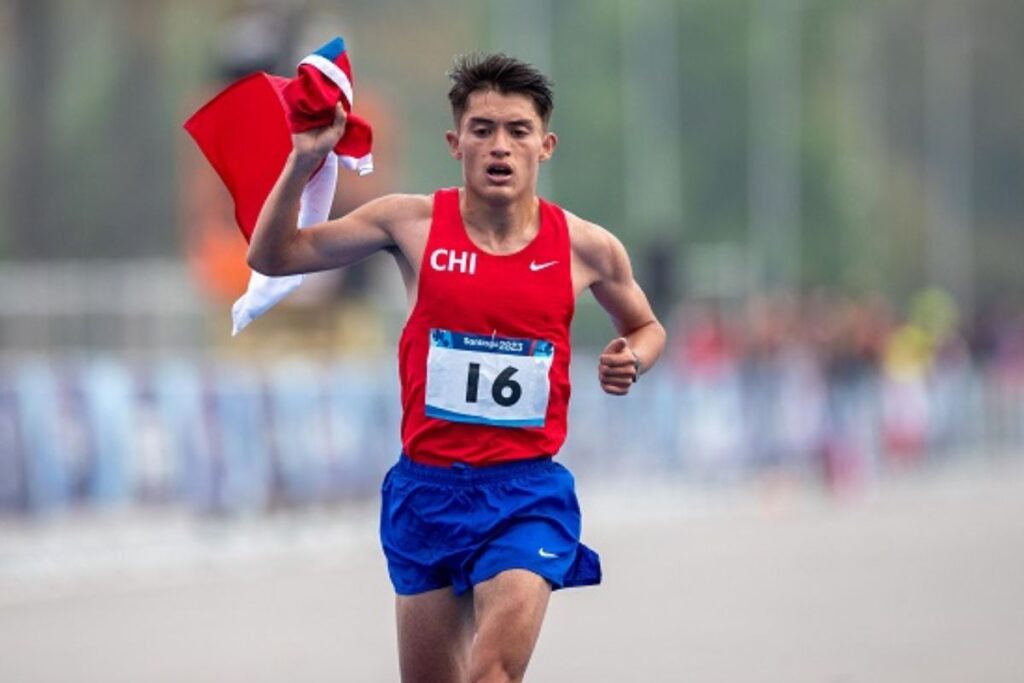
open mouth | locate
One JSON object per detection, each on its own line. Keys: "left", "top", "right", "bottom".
{"left": 486, "top": 162, "right": 513, "bottom": 182}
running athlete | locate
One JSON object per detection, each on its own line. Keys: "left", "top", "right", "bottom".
{"left": 247, "top": 54, "right": 666, "bottom": 683}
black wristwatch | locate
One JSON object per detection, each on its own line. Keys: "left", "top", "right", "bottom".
{"left": 631, "top": 350, "right": 643, "bottom": 382}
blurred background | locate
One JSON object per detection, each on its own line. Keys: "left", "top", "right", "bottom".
{"left": 1, "top": 0, "right": 1023, "bottom": 681}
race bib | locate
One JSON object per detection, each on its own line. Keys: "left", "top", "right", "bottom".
{"left": 425, "top": 328, "right": 554, "bottom": 427}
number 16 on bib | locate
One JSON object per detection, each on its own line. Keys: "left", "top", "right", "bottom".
{"left": 425, "top": 328, "right": 555, "bottom": 427}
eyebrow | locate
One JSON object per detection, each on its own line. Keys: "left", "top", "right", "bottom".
{"left": 467, "top": 117, "right": 535, "bottom": 129}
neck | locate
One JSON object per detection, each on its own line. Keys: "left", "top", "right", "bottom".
{"left": 460, "top": 188, "right": 539, "bottom": 243}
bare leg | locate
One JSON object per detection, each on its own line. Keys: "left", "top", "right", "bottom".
{"left": 469, "top": 570, "right": 552, "bottom": 683}
{"left": 396, "top": 587, "right": 475, "bottom": 683}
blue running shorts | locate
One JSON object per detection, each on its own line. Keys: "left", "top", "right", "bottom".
{"left": 379, "top": 454, "right": 602, "bottom": 596}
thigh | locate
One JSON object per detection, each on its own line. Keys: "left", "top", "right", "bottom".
{"left": 470, "top": 569, "right": 552, "bottom": 683}
{"left": 396, "top": 586, "right": 475, "bottom": 683}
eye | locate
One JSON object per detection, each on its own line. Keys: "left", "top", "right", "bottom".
{"left": 472, "top": 127, "right": 490, "bottom": 137}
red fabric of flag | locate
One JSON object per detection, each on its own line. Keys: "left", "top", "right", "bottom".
{"left": 183, "top": 38, "right": 373, "bottom": 243}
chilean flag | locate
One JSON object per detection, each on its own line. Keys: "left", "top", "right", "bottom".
{"left": 183, "top": 37, "right": 374, "bottom": 334}
{"left": 183, "top": 36, "right": 373, "bottom": 243}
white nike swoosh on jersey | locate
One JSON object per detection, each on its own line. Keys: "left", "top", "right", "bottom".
{"left": 538, "top": 548, "right": 559, "bottom": 559}
{"left": 529, "top": 260, "right": 558, "bottom": 272}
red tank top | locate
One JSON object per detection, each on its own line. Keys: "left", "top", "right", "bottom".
{"left": 398, "top": 188, "right": 574, "bottom": 466}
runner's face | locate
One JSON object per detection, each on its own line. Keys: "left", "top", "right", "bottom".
{"left": 447, "top": 90, "right": 556, "bottom": 202}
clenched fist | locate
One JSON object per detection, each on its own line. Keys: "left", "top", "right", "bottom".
{"left": 598, "top": 337, "right": 640, "bottom": 396}
{"left": 292, "top": 102, "right": 348, "bottom": 165}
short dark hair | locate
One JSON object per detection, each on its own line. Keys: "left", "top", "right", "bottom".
{"left": 447, "top": 53, "right": 554, "bottom": 127}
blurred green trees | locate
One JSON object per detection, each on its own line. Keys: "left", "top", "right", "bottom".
{"left": 1, "top": 0, "right": 1021, "bottom": 308}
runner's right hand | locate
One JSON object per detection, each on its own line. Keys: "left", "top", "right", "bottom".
{"left": 291, "top": 102, "right": 347, "bottom": 163}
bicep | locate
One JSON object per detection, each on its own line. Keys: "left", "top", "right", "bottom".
{"left": 278, "top": 196, "right": 398, "bottom": 275}
{"left": 588, "top": 234, "right": 658, "bottom": 334}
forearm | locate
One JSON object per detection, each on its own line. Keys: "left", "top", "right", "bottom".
{"left": 246, "top": 151, "right": 323, "bottom": 275}
{"left": 624, "top": 319, "right": 667, "bottom": 377}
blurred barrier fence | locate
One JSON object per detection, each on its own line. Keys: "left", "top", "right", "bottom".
{"left": 0, "top": 355, "right": 1022, "bottom": 516}
{"left": 0, "top": 261, "right": 206, "bottom": 353}
{"left": 0, "top": 356, "right": 397, "bottom": 516}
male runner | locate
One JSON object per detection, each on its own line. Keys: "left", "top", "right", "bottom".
{"left": 247, "top": 54, "right": 666, "bottom": 683}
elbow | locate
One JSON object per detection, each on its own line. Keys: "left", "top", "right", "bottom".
{"left": 246, "top": 249, "right": 280, "bottom": 276}
{"left": 654, "top": 318, "right": 668, "bottom": 351}
{"left": 654, "top": 318, "right": 667, "bottom": 344}
{"left": 245, "top": 250, "right": 266, "bottom": 274}
{"left": 637, "top": 318, "right": 668, "bottom": 364}
{"left": 637, "top": 316, "right": 666, "bottom": 341}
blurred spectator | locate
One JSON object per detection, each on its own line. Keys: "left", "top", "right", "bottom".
{"left": 4, "top": 288, "right": 1024, "bottom": 515}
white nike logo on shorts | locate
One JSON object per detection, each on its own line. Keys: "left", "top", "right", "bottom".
{"left": 529, "top": 260, "right": 558, "bottom": 272}
{"left": 538, "top": 548, "right": 559, "bottom": 559}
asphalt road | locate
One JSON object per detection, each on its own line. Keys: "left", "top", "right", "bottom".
{"left": 1, "top": 458, "right": 1022, "bottom": 682}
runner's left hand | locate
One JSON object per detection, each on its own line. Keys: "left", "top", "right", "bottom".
{"left": 598, "top": 337, "right": 638, "bottom": 396}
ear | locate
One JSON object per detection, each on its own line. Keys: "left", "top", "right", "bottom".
{"left": 539, "top": 131, "right": 558, "bottom": 163}
{"left": 445, "top": 130, "right": 462, "bottom": 160}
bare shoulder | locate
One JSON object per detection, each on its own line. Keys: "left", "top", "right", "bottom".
{"left": 355, "top": 192, "right": 433, "bottom": 231}
{"left": 565, "top": 209, "right": 630, "bottom": 284}
{"left": 351, "top": 193, "right": 433, "bottom": 274}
